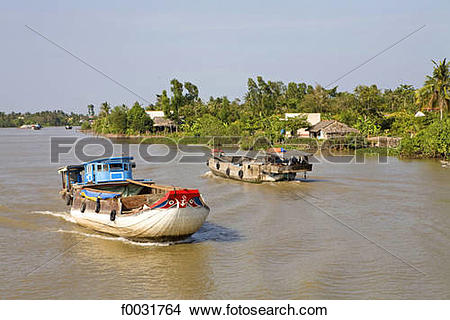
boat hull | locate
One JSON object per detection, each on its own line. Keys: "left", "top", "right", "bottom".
{"left": 71, "top": 205, "right": 209, "bottom": 240}
{"left": 209, "top": 166, "right": 296, "bottom": 183}
{"left": 207, "top": 158, "right": 300, "bottom": 183}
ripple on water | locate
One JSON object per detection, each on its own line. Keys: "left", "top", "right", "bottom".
{"left": 32, "top": 210, "right": 76, "bottom": 223}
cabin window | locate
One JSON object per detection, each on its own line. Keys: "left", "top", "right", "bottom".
{"left": 110, "top": 163, "right": 123, "bottom": 171}
{"left": 123, "top": 163, "right": 129, "bottom": 171}
{"left": 97, "top": 164, "right": 102, "bottom": 172}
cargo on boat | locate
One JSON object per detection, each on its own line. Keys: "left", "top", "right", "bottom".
{"left": 58, "top": 157, "right": 209, "bottom": 241}
{"left": 207, "top": 148, "right": 312, "bottom": 183}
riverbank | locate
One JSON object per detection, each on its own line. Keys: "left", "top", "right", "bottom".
{"left": 81, "top": 129, "right": 410, "bottom": 159}
{"left": 82, "top": 127, "right": 449, "bottom": 160}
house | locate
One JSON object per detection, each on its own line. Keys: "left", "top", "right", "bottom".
{"left": 145, "top": 110, "right": 165, "bottom": 120}
{"left": 153, "top": 117, "right": 177, "bottom": 132}
{"left": 145, "top": 110, "right": 178, "bottom": 132}
{"left": 284, "top": 113, "right": 321, "bottom": 137}
{"left": 308, "top": 120, "right": 359, "bottom": 139}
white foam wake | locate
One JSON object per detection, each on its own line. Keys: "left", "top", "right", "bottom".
{"left": 201, "top": 171, "right": 215, "bottom": 178}
{"left": 32, "top": 210, "right": 76, "bottom": 223}
{"left": 54, "top": 229, "right": 189, "bottom": 247}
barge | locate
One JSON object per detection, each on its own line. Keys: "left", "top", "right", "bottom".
{"left": 207, "top": 148, "right": 312, "bottom": 183}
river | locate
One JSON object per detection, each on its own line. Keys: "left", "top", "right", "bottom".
{"left": 0, "top": 127, "right": 449, "bottom": 299}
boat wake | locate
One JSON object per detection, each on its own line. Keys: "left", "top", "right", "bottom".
{"left": 201, "top": 171, "right": 215, "bottom": 178}
{"left": 54, "top": 229, "right": 192, "bottom": 247}
{"left": 32, "top": 210, "right": 76, "bottom": 223}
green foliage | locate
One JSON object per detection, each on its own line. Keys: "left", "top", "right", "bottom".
{"left": 92, "top": 102, "right": 154, "bottom": 135}
{"left": 0, "top": 110, "right": 88, "bottom": 127}
{"left": 67, "top": 59, "right": 450, "bottom": 158}
{"left": 245, "top": 77, "right": 284, "bottom": 116}
{"left": 285, "top": 115, "right": 309, "bottom": 133}
{"left": 354, "top": 84, "right": 384, "bottom": 115}
{"left": 384, "top": 85, "right": 416, "bottom": 113}
{"left": 99, "top": 101, "right": 111, "bottom": 117}
{"left": 127, "top": 102, "right": 153, "bottom": 134}
{"left": 415, "top": 59, "right": 450, "bottom": 120}
{"left": 399, "top": 118, "right": 450, "bottom": 158}
{"left": 108, "top": 105, "right": 128, "bottom": 134}
{"left": 354, "top": 116, "right": 381, "bottom": 137}
{"left": 299, "top": 85, "right": 335, "bottom": 113}
{"left": 80, "top": 121, "right": 91, "bottom": 130}
{"left": 185, "top": 114, "right": 227, "bottom": 136}
{"left": 387, "top": 111, "right": 429, "bottom": 137}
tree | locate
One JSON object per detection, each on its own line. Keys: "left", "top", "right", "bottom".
{"left": 155, "top": 90, "right": 171, "bottom": 117}
{"left": 354, "top": 115, "right": 381, "bottom": 137}
{"left": 81, "top": 121, "right": 91, "bottom": 130}
{"left": 354, "top": 85, "right": 383, "bottom": 116}
{"left": 388, "top": 111, "right": 421, "bottom": 138}
{"left": 99, "top": 102, "right": 111, "bottom": 117}
{"left": 285, "top": 115, "right": 309, "bottom": 134}
{"left": 392, "top": 85, "right": 415, "bottom": 112}
{"left": 169, "top": 79, "right": 184, "bottom": 122}
{"left": 87, "top": 104, "right": 95, "bottom": 117}
{"left": 109, "top": 105, "right": 128, "bottom": 133}
{"left": 184, "top": 82, "right": 199, "bottom": 103}
{"left": 283, "top": 82, "right": 307, "bottom": 111}
{"left": 189, "top": 114, "right": 227, "bottom": 136}
{"left": 244, "top": 76, "right": 283, "bottom": 116}
{"left": 400, "top": 118, "right": 450, "bottom": 158}
{"left": 127, "top": 102, "right": 153, "bottom": 134}
{"left": 416, "top": 59, "right": 450, "bottom": 120}
{"left": 299, "top": 85, "right": 335, "bottom": 113}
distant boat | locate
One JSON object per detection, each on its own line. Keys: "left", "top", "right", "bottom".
{"left": 20, "top": 124, "right": 41, "bottom": 130}
{"left": 58, "top": 157, "right": 209, "bottom": 241}
{"left": 207, "top": 148, "right": 313, "bottom": 183}
{"left": 441, "top": 160, "right": 449, "bottom": 168}
{"left": 65, "top": 125, "right": 72, "bottom": 130}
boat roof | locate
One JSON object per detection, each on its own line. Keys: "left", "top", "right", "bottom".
{"left": 83, "top": 156, "right": 134, "bottom": 165}
{"left": 57, "top": 157, "right": 134, "bottom": 173}
{"left": 266, "top": 150, "right": 311, "bottom": 157}
{"left": 57, "top": 164, "right": 84, "bottom": 173}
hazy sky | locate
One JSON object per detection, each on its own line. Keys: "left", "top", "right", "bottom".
{"left": 1, "top": 0, "right": 449, "bottom": 113}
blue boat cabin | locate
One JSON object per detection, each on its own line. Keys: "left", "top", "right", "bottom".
{"left": 84, "top": 157, "right": 134, "bottom": 183}
{"left": 58, "top": 157, "right": 136, "bottom": 190}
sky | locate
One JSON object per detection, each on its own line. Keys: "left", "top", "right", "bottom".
{"left": 0, "top": 0, "right": 449, "bottom": 113}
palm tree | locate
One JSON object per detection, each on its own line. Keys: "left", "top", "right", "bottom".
{"left": 416, "top": 59, "right": 450, "bottom": 120}
{"left": 99, "top": 101, "right": 111, "bottom": 117}
{"left": 87, "top": 104, "right": 95, "bottom": 117}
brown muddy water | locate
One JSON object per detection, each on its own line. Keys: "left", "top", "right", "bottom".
{"left": 0, "top": 127, "right": 449, "bottom": 299}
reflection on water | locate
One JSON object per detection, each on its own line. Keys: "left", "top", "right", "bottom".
{"left": 191, "top": 222, "right": 242, "bottom": 243}
{"left": 0, "top": 127, "right": 449, "bottom": 299}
